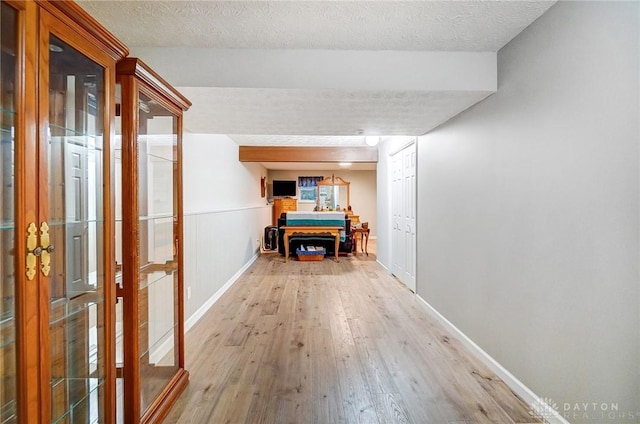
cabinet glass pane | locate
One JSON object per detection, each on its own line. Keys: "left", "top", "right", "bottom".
{"left": 47, "top": 34, "right": 105, "bottom": 424}
{"left": 0, "top": 4, "right": 17, "bottom": 423}
{"left": 137, "top": 92, "right": 179, "bottom": 415}
{"left": 113, "top": 84, "right": 124, "bottom": 424}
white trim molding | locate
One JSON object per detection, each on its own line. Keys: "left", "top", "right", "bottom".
{"left": 184, "top": 204, "right": 272, "bottom": 217}
{"left": 184, "top": 253, "right": 260, "bottom": 332}
{"left": 376, "top": 259, "right": 390, "bottom": 273}
{"left": 416, "top": 295, "right": 570, "bottom": 424}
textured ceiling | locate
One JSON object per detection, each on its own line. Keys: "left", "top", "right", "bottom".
{"left": 179, "top": 87, "right": 494, "bottom": 136}
{"left": 230, "top": 135, "right": 370, "bottom": 147}
{"left": 79, "top": 1, "right": 555, "bottom": 52}
{"left": 79, "top": 0, "right": 556, "bottom": 153}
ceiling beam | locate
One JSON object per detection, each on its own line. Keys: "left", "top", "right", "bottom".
{"left": 239, "top": 146, "right": 378, "bottom": 163}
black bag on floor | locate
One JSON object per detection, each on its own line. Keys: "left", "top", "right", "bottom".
{"left": 264, "top": 225, "right": 278, "bottom": 250}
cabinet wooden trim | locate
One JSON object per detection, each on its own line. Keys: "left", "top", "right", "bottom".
{"left": 36, "top": 0, "right": 129, "bottom": 61}
{"left": 140, "top": 369, "right": 189, "bottom": 424}
{"left": 175, "top": 103, "right": 186, "bottom": 375}
{"left": 8, "top": 2, "right": 42, "bottom": 422}
{"left": 117, "top": 58, "right": 191, "bottom": 112}
{"left": 119, "top": 74, "right": 141, "bottom": 422}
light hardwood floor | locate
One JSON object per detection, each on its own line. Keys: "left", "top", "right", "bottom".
{"left": 163, "top": 243, "right": 541, "bottom": 424}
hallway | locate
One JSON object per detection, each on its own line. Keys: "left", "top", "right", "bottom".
{"left": 163, "top": 247, "right": 540, "bottom": 424}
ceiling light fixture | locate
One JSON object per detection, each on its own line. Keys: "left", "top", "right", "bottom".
{"left": 365, "top": 136, "right": 380, "bottom": 147}
{"left": 339, "top": 162, "right": 352, "bottom": 167}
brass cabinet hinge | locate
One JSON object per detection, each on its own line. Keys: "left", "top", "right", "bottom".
{"left": 26, "top": 222, "right": 39, "bottom": 281}
{"left": 40, "top": 222, "right": 53, "bottom": 277}
{"left": 25, "top": 221, "right": 55, "bottom": 280}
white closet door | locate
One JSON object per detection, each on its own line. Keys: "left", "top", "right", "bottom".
{"left": 391, "top": 152, "right": 403, "bottom": 278}
{"left": 391, "top": 141, "right": 416, "bottom": 292}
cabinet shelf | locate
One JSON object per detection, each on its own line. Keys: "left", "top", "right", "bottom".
{"left": 49, "top": 124, "right": 100, "bottom": 139}
{"left": 115, "top": 215, "right": 175, "bottom": 224}
{"left": 0, "top": 311, "right": 15, "bottom": 326}
{"left": 0, "top": 127, "right": 14, "bottom": 137}
{"left": 144, "top": 151, "right": 176, "bottom": 164}
{"left": 48, "top": 218, "right": 104, "bottom": 228}
{"left": 50, "top": 377, "right": 104, "bottom": 424}
{"left": 138, "top": 214, "right": 175, "bottom": 222}
{"left": 139, "top": 324, "right": 176, "bottom": 362}
{"left": 49, "top": 295, "right": 104, "bottom": 327}
{"left": 0, "top": 107, "right": 16, "bottom": 116}
{"left": 0, "top": 399, "right": 17, "bottom": 424}
{"left": 0, "top": 221, "right": 15, "bottom": 231}
{"left": 139, "top": 266, "right": 176, "bottom": 292}
{"left": 0, "top": 314, "right": 15, "bottom": 349}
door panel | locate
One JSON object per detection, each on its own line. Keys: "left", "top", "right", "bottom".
{"left": 391, "top": 141, "right": 417, "bottom": 292}
{"left": 391, "top": 154, "right": 403, "bottom": 277}
{"left": 403, "top": 147, "right": 417, "bottom": 291}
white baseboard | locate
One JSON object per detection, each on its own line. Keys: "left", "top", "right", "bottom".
{"left": 376, "top": 259, "right": 391, "bottom": 273}
{"left": 184, "top": 253, "right": 259, "bottom": 332}
{"left": 149, "top": 336, "right": 174, "bottom": 365}
{"left": 416, "top": 295, "right": 569, "bottom": 424}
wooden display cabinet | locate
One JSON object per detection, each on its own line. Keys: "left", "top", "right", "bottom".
{"left": 0, "top": 1, "right": 127, "bottom": 422}
{"left": 116, "top": 58, "right": 191, "bottom": 424}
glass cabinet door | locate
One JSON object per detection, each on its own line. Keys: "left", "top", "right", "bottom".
{"left": 46, "top": 33, "right": 107, "bottom": 424}
{"left": 117, "top": 57, "right": 189, "bottom": 423}
{"left": 0, "top": 4, "right": 18, "bottom": 423}
{"left": 136, "top": 91, "right": 180, "bottom": 416}
{"left": 0, "top": 2, "right": 124, "bottom": 422}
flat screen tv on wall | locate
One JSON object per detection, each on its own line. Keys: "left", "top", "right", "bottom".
{"left": 272, "top": 180, "right": 297, "bottom": 197}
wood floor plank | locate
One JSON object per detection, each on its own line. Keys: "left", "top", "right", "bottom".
{"left": 261, "top": 276, "right": 286, "bottom": 316}
{"left": 274, "top": 273, "right": 299, "bottom": 316}
{"left": 372, "top": 392, "right": 412, "bottom": 424}
{"left": 334, "top": 342, "right": 379, "bottom": 424}
{"left": 224, "top": 321, "right": 255, "bottom": 347}
{"left": 164, "top": 244, "right": 538, "bottom": 424}
{"left": 352, "top": 335, "right": 400, "bottom": 396}
{"left": 274, "top": 318, "right": 313, "bottom": 424}
{"left": 311, "top": 328, "right": 346, "bottom": 424}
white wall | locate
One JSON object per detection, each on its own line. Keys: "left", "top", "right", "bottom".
{"left": 417, "top": 2, "right": 639, "bottom": 422}
{"left": 182, "top": 133, "right": 271, "bottom": 321}
{"left": 268, "top": 169, "right": 377, "bottom": 237}
{"left": 183, "top": 133, "right": 268, "bottom": 212}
